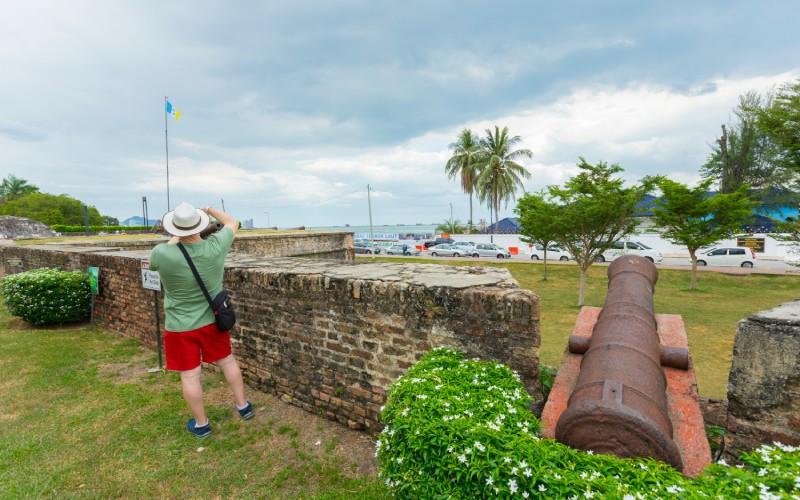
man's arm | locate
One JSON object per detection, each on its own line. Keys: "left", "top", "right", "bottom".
{"left": 202, "top": 206, "right": 238, "bottom": 236}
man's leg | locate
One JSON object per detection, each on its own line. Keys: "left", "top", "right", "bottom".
{"left": 216, "top": 354, "right": 247, "bottom": 408}
{"left": 180, "top": 366, "right": 208, "bottom": 425}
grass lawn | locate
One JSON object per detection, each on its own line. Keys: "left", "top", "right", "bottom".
{"left": 375, "top": 257, "right": 799, "bottom": 399}
{"left": 0, "top": 311, "right": 386, "bottom": 499}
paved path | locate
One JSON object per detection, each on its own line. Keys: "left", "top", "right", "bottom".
{"left": 358, "top": 253, "right": 800, "bottom": 276}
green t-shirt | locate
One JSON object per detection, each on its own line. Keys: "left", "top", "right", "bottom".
{"left": 149, "top": 227, "right": 234, "bottom": 332}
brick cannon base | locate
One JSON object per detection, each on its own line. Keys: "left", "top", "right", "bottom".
{"left": 542, "top": 306, "right": 711, "bottom": 477}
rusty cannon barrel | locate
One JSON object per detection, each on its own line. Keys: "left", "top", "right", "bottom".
{"left": 555, "top": 255, "right": 683, "bottom": 469}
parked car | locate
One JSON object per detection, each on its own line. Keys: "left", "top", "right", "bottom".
{"left": 598, "top": 240, "right": 663, "bottom": 263}
{"left": 354, "top": 241, "right": 381, "bottom": 254}
{"left": 529, "top": 244, "right": 571, "bottom": 261}
{"left": 423, "top": 237, "right": 455, "bottom": 249}
{"left": 452, "top": 241, "right": 477, "bottom": 253}
{"left": 471, "top": 243, "right": 511, "bottom": 259}
{"left": 692, "top": 247, "right": 756, "bottom": 268}
{"left": 385, "top": 244, "right": 421, "bottom": 256}
{"left": 429, "top": 244, "right": 463, "bottom": 257}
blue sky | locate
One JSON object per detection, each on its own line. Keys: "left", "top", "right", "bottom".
{"left": 1, "top": 1, "right": 798, "bottom": 228}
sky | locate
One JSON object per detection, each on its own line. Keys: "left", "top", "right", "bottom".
{"left": 1, "top": 1, "right": 799, "bottom": 229}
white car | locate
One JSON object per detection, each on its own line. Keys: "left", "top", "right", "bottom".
{"left": 429, "top": 244, "right": 463, "bottom": 257}
{"left": 693, "top": 247, "right": 756, "bottom": 268}
{"left": 529, "top": 244, "right": 571, "bottom": 261}
{"left": 471, "top": 243, "right": 511, "bottom": 259}
{"left": 598, "top": 241, "right": 663, "bottom": 263}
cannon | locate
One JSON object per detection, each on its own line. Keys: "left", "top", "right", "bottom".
{"left": 555, "top": 255, "right": 687, "bottom": 469}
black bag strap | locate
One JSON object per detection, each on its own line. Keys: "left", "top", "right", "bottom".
{"left": 177, "top": 242, "right": 215, "bottom": 311}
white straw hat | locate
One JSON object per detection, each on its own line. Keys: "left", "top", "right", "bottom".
{"left": 161, "top": 202, "right": 210, "bottom": 237}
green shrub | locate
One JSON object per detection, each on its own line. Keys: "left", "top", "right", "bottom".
{"left": 0, "top": 268, "right": 91, "bottom": 325}
{"left": 539, "top": 364, "right": 557, "bottom": 402}
{"left": 378, "top": 348, "right": 800, "bottom": 498}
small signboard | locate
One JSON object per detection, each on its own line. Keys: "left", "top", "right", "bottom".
{"left": 140, "top": 260, "right": 161, "bottom": 291}
{"left": 88, "top": 267, "right": 100, "bottom": 295}
{"left": 737, "top": 236, "right": 765, "bottom": 253}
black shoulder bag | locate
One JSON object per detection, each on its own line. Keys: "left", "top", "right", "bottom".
{"left": 177, "top": 242, "right": 237, "bottom": 332}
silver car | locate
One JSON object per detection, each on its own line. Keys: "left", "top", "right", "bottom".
{"left": 429, "top": 244, "right": 464, "bottom": 257}
{"left": 452, "top": 241, "right": 477, "bottom": 253}
{"left": 471, "top": 243, "right": 511, "bottom": 259}
{"left": 385, "top": 244, "right": 421, "bottom": 256}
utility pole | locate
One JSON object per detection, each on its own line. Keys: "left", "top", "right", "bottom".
{"left": 142, "top": 196, "right": 149, "bottom": 229}
{"left": 450, "top": 202, "right": 453, "bottom": 224}
{"left": 221, "top": 199, "right": 226, "bottom": 212}
{"left": 367, "top": 184, "right": 375, "bottom": 257}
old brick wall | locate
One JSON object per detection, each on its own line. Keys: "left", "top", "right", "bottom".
{"left": 0, "top": 243, "right": 540, "bottom": 435}
{"left": 231, "top": 259, "right": 541, "bottom": 432}
{"left": 723, "top": 299, "right": 800, "bottom": 462}
{"left": 50, "top": 230, "right": 354, "bottom": 260}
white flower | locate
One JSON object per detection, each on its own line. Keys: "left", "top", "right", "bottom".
{"left": 523, "top": 468, "right": 532, "bottom": 477}
{"left": 458, "top": 454, "right": 467, "bottom": 464}
{"left": 508, "top": 479, "right": 518, "bottom": 494}
{"left": 486, "top": 477, "right": 493, "bottom": 486}
{"left": 539, "top": 484, "right": 547, "bottom": 492}
{"left": 511, "top": 467, "right": 518, "bottom": 475}
{"left": 519, "top": 460, "right": 528, "bottom": 468}
{"left": 503, "top": 457, "right": 512, "bottom": 463}
{"left": 523, "top": 492, "right": 529, "bottom": 499}
{"left": 666, "top": 485, "right": 685, "bottom": 494}
{"left": 584, "top": 491, "right": 595, "bottom": 498}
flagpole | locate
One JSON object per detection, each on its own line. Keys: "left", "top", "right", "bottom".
{"left": 164, "top": 96, "right": 171, "bottom": 212}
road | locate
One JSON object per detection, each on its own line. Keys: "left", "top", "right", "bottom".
{"left": 361, "top": 252, "right": 800, "bottom": 275}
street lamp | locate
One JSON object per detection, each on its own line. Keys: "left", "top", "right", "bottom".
{"left": 264, "top": 211, "right": 270, "bottom": 228}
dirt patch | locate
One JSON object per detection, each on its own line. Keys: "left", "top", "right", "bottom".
{"left": 97, "top": 352, "right": 156, "bottom": 384}
{"left": 11, "top": 318, "right": 91, "bottom": 331}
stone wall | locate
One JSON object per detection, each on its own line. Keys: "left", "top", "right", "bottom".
{"left": 0, "top": 241, "right": 540, "bottom": 434}
{"left": 52, "top": 230, "right": 354, "bottom": 260}
{"left": 723, "top": 300, "right": 800, "bottom": 462}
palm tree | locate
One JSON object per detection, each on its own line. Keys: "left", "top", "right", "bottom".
{"left": 0, "top": 175, "right": 39, "bottom": 203}
{"left": 474, "top": 126, "right": 532, "bottom": 231}
{"left": 436, "top": 219, "right": 465, "bottom": 234}
{"left": 445, "top": 129, "right": 480, "bottom": 231}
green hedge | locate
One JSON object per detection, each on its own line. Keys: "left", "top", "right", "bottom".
{"left": 50, "top": 225, "right": 150, "bottom": 233}
{"left": 0, "top": 268, "right": 91, "bottom": 325}
{"left": 377, "top": 348, "right": 800, "bottom": 498}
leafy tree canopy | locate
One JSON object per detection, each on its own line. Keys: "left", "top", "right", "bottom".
{"left": 0, "top": 193, "right": 103, "bottom": 226}
{"left": 538, "top": 158, "right": 652, "bottom": 305}
{"left": 515, "top": 190, "right": 565, "bottom": 280}
{"left": 756, "top": 80, "right": 800, "bottom": 179}
{"left": 650, "top": 177, "right": 757, "bottom": 289}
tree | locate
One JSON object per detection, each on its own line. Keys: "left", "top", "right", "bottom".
{"left": 545, "top": 158, "right": 652, "bottom": 306}
{"left": 436, "top": 219, "right": 465, "bottom": 234}
{"left": 474, "top": 126, "right": 532, "bottom": 231}
{"left": 0, "top": 193, "right": 103, "bottom": 226}
{"left": 0, "top": 175, "right": 39, "bottom": 203}
{"left": 756, "top": 80, "right": 800, "bottom": 183}
{"left": 515, "top": 191, "right": 564, "bottom": 280}
{"left": 650, "top": 177, "right": 757, "bottom": 289}
{"left": 702, "top": 88, "right": 800, "bottom": 212}
{"left": 445, "top": 129, "right": 481, "bottom": 232}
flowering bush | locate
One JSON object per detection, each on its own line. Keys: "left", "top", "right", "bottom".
{"left": 0, "top": 268, "right": 91, "bottom": 325}
{"left": 378, "top": 348, "right": 800, "bottom": 499}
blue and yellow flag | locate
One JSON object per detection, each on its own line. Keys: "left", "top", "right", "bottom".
{"left": 166, "top": 100, "right": 181, "bottom": 121}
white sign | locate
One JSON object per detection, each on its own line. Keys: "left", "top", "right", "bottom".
{"left": 140, "top": 259, "right": 161, "bottom": 291}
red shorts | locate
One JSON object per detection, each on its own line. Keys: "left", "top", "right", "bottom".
{"left": 164, "top": 322, "right": 232, "bottom": 371}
